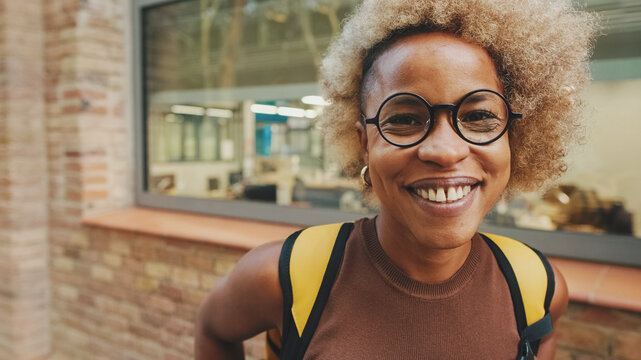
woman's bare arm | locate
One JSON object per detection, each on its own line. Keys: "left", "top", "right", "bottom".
{"left": 195, "top": 240, "right": 284, "bottom": 360}
{"left": 536, "top": 264, "right": 569, "bottom": 360}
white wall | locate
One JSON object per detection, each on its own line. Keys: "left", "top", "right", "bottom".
{"left": 560, "top": 78, "right": 641, "bottom": 237}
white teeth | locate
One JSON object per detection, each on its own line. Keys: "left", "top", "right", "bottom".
{"left": 414, "top": 184, "right": 474, "bottom": 203}
{"left": 447, "top": 187, "right": 458, "bottom": 201}
{"left": 419, "top": 189, "right": 428, "bottom": 199}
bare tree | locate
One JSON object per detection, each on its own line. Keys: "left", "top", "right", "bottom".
{"left": 200, "top": 0, "right": 223, "bottom": 89}
{"left": 317, "top": 0, "right": 341, "bottom": 35}
{"left": 219, "top": 0, "right": 248, "bottom": 88}
{"left": 294, "top": 0, "right": 322, "bottom": 69}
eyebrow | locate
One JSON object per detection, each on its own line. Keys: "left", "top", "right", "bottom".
{"left": 388, "top": 90, "right": 499, "bottom": 106}
{"left": 461, "top": 92, "right": 496, "bottom": 104}
{"left": 388, "top": 96, "right": 426, "bottom": 106}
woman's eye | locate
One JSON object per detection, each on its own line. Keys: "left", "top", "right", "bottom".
{"left": 460, "top": 110, "right": 497, "bottom": 122}
{"left": 384, "top": 114, "right": 423, "bottom": 126}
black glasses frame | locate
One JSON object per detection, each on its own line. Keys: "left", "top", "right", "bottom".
{"left": 361, "top": 89, "right": 522, "bottom": 147}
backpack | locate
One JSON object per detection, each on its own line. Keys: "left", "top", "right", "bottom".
{"left": 265, "top": 222, "right": 555, "bottom": 360}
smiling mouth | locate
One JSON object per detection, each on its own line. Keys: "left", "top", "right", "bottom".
{"left": 407, "top": 183, "right": 479, "bottom": 203}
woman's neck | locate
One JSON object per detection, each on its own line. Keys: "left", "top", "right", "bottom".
{"left": 375, "top": 214, "right": 474, "bottom": 284}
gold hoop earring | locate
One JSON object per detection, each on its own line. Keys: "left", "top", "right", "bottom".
{"left": 360, "top": 165, "right": 372, "bottom": 187}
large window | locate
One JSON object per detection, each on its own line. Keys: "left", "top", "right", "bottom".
{"left": 136, "top": 0, "right": 367, "bottom": 224}
{"left": 133, "top": 0, "right": 641, "bottom": 265}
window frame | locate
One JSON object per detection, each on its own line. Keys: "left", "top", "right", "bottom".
{"left": 132, "top": 0, "right": 641, "bottom": 267}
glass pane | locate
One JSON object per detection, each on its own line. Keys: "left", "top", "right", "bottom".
{"left": 141, "top": 0, "right": 641, "bottom": 238}
{"left": 482, "top": 0, "right": 641, "bottom": 239}
{"left": 143, "top": 0, "right": 367, "bottom": 212}
{"left": 484, "top": 78, "right": 641, "bottom": 238}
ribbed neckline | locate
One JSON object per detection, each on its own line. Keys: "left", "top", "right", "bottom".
{"left": 361, "top": 217, "right": 482, "bottom": 300}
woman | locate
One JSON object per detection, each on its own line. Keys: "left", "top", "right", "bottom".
{"left": 196, "top": 0, "right": 597, "bottom": 358}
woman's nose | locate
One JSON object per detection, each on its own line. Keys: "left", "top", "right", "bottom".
{"left": 416, "top": 111, "right": 470, "bottom": 167}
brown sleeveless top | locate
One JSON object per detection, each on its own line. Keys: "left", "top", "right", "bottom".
{"left": 303, "top": 217, "right": 520, "bottom": 359}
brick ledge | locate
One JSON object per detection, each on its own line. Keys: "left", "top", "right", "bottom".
{"left": 82, "top": 207, "right": 301, "bottom": 251}
{"left": 549, "top": 257, "right": 641, "bottom": 313}
{"left": 83, "top": 207, "right": 641, "bottom": 313}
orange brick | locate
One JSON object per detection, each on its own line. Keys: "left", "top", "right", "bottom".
{"left": 56, "top": 284, "right": 78, "bottom": 301}
{"left": 156, "top": 248, "right": 184, "bottom": 266}
{"left": 123, "top": 258, "right": 144, "bottom": 273}
{"left": 130, "top": 322, "right": 160, "bottom": 340}
{"left": 86, "top": 162, "right": 108, "bottom": 171}
{"left": 148, "top": 295, "right": 175, "bottom": 314}
{"left": 89, "top": 106, "right": 107, "bottom": 115}
{"left": 573, "top": 354, "right": 605, "bottom": 360}
{"left": 140, "top": 311, "right": 165, "bottom": 328}
{"left": 85, "top": 176, "right": 107, "bottom": 184}
{"left": 90, "top": 265, "right": 113, "bottom": 282}
{"left": 64, "top": 162, "right": 83, "bottom": 171}
{"left": 183, "top": 288, "right": 208, "bottom": 306}
{"left": 214, "top": 257, "right": 238, "bottom": 276}
{"left": 52, "top": 257, "right": 74, "bottom": 272}
{"left": 556, "top": 318, "right": 608, "bottom": 355}
{"left": 145, "top": 262, "right": 170, "bottom": 279}
{"left": 82, "top": 190, "right": 108, "bottom": 201}
{"left": 613, "top": 331, "right": 641, "bottom": 360}
{"left": 61, "top": 104, "right": 81, "bottom": 114}
{"left": 131, "top": 241, "right": 156, "bottom": 260}
{"left": 63, "top": 89, "right": 107, "bottom": 100}
{"left": 135, "top": 276, "right": 159, "bottom": 292}
{"left": 78, "top": 293, "right": 95, "bottom": 307}
{"left": 573, "top": 306, "right": 641, "bottom": 332}
{"left": 63, "top": 89, "right": 81, "bottom": 99}
{"left": 103, "top": 314, "right": 128, "bottom": 331}
{"left": 102, "top": 253, "right": 121, "bottom": 268}
{"left": 172, "top": 267, "right": 199, "bottom": 288}
{"left": 108, "top": 239, "right": 130, "bottom": 256}
{"left": 164, "top": 318, "right": 193, "bottom": 336}
{"left": 65, "top": 149, "right": 107, "bottom": 157}
{"left": 64, "top": 190, "right": 81, "bottom": 201}
{"left": 554, "top": 348, "right": 573, "bottom": 360}
{"left": 185, "top": 253, "right": 214, "bottom": 271}
{"left": 160, "top": 284, "right": 182, "bottom": 301}
{"left": 199, "top": 273, "right": 220, "bottom": 290}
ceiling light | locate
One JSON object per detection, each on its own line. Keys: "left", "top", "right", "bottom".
{"left": 206, "top": 108, "right": 234, "bottom": 118}
{"left": 302, "top": 95, "right": 330, "bottom": 106}
{"left": 250, "top": 104, "right": 278, "bottom": 115}
{"left": 171, "top": 105, "right": 205, "bottom": 116}
{"left": 277, "top": 106, "right": 306, "bottom": 118}
{"left": 305, "top": 109, "right": 318, "bottom": 119}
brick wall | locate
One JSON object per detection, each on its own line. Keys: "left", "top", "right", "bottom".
{"left": 42, "top": 0, "right": 132, "bottom": 358}
{"left": 0, "top": 0, "right": 50, "bottom": 359}
{"left": 557, "top": 304, "right": 641, "bottom": 360}
{"left": 54, "top": 226, "right": 264, "bottom": 360}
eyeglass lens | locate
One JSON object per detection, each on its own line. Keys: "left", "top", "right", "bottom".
{"left": 377, "top": 91, "right": 509, "bottom": 145}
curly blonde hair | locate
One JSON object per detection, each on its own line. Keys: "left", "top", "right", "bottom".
{"left": 318, "top": 0, "right": 598, "bottom": 195}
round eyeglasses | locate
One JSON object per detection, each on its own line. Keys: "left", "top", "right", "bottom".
{"left": 362, "top": 89, "right": 522, "bottom": 147}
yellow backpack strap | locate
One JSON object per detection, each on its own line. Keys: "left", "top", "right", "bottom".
{"left": 269, "top": 222, "right": 354, "bottom": 360}
{"left": 481, "top": 233, "right": 555, "bottom": 359}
